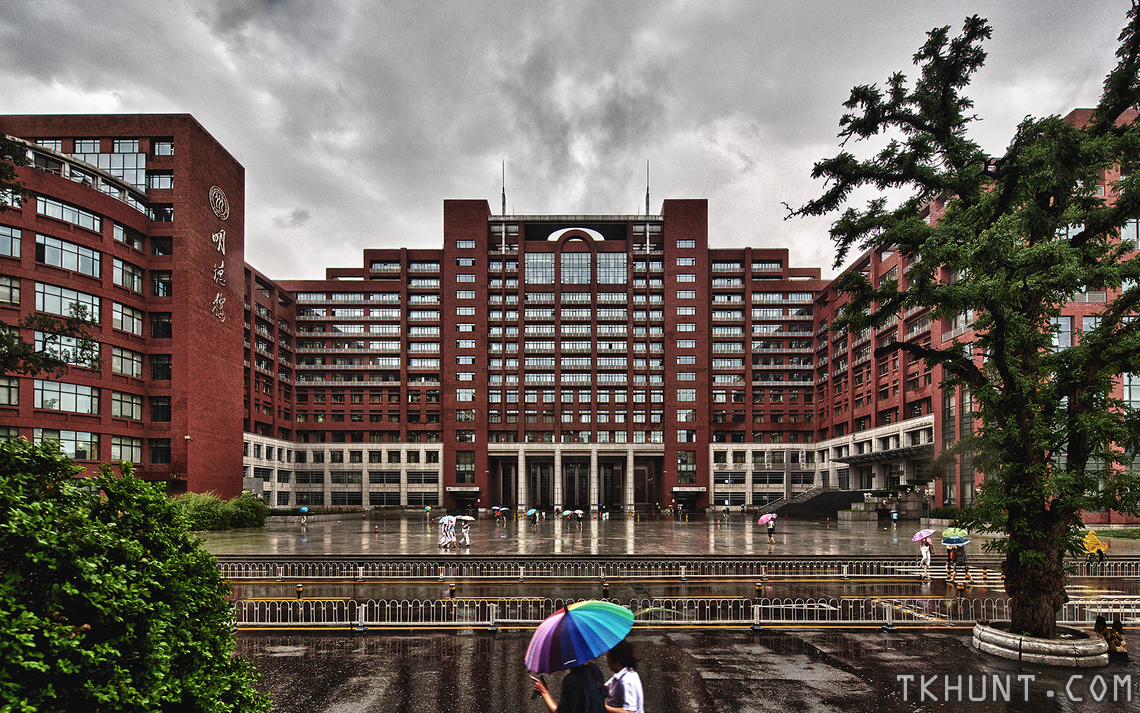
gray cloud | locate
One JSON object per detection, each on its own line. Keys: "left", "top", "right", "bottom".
{"left": 273, "top": 208, "right": 311, "bottom": 229}
{"left": 0, "top": 0, "right": 1134, "bottom": 279}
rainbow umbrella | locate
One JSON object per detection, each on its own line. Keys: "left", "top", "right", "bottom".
{"left": 525, "top": 600, "right": 634, "bottom": 673}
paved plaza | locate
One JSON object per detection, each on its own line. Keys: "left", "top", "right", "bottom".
{"left": 216, "top": 514, "right": 1140, "bottom": 711}
{"left": 201, "top": 511, "right": 1140, "bottom": 558}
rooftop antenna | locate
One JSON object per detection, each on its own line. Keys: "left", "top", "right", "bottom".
{"left": 645, "top": 160, "right": 650, "bottom": 217}
{"left": 501, "top": 161, "right": 507, "bottom": 216}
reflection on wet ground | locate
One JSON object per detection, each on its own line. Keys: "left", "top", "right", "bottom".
{"left": 241, "top": 629, "right": 1140, "bottom": 713}
{"left": 204, "top": 512, "right": 1118, "bottom": 558}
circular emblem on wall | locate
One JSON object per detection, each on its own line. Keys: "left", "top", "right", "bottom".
{"left": 209, "top": 186, "right": 230, "bottom": 221}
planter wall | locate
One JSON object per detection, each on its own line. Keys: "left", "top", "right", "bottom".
{"left": 973, "top": 622, "right": 1107, "bottom": 667}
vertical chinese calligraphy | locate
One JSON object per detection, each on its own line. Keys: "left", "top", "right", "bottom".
{"left": 210, "top": 229, "right": 227, "bottom": 322}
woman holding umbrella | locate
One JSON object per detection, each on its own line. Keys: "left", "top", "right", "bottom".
{"left": 528, "top": 601, "right": 633, "bottom": 713}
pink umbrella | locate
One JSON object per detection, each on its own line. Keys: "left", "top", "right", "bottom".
{"left": 912, "top": 528, "right": 935, "bottom": 542}
{"left": 757, "top": 513, "right": 777, "bottom": 524}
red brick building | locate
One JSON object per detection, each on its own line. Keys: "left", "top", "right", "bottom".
{"left": 0, "top": 113, "right": 1134, "bottom": 518}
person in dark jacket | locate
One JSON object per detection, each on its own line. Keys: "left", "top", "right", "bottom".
{"left": 532, "top": 662, "right": 606, "bottom": 713}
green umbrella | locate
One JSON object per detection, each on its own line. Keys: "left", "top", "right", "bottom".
{"left": 942, "top": 527, "right": 968, "bottom": 538}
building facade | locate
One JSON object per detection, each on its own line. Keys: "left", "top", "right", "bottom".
{"left": 1, "top": 113, "right": 1134, "bottom": 519}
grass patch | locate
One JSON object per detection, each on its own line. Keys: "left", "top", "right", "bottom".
{"left": 1089, "top": 528, "right": 1140, "bottom": 539}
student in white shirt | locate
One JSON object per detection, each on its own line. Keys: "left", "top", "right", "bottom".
{"left": 604, "top": 639, "right": 645, "bottom": 713}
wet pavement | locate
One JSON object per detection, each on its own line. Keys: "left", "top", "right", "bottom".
{"left": 201, "top": 512, "right": 1140, "bottom": 558}
{"left": 220, "top": 515, "right": 1140, "bottom": 711}
{"left": 240, "top": 628, "right": 1140, "bottom": 713}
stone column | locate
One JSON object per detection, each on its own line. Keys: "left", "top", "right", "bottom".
{"left": 516, "top": 448, "right": 527, "bottom": 511}
{"left": 553, "top": 446, "right": 563, "bottom": 512}
{"left": 625, "top": 448, "right": 635, "bottom": 513}
{"left": 589, "top": 448, "right": 599, "bottom": 512}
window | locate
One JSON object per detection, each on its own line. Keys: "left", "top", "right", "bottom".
{"left": 146, "top": 171, "right": 173, "bottom": 190}
{"left": 561, "top": 252, "right": 591, "bottom": 284}
{"left": 149, "top": 439, "right": 171, "bottom": 464}
{"left": 456, "top": 451, "right": 475, "bottom": 483}
{"left": 34, "top": 428, "right": 98, "bottom": 459}
{"left": 457, "top": 274, "right": 475, "bottom": 282}
{"left": 0, "top": 276, "right": 19, "bottom": 306}
{"left": 597, "top": 253, "right": 626, "bottom": 284}
{"left": 150, "top": 354, "right": 172, "bottom": 380}
{"left": 456, "top": 240, "right": 476, "bottom": 249}
{"left": 34, "top": 380, "right": 99, "bottom": 414}
{"left": 113, "top": 258, "right": 144, "bottom": 292}
{"left": 110, "top": 346, "right": 143, "bottom": 378}
{"left": 36, "top": 235, "right": 101, "bottom": 277}
{"left": 0, "top": 376, "right": 18, "bottom": 406}
{"left": 677, "top": 274, "right": 695, "bottom": 283}
{"left": 676, "top": 290, "right": 695, "bottom": 300}
{"left": 676, "top": 239, "right": 695, "bottom": 249}
{"left": 456, "top": 290, "right": 475, "bottom": 299}
{"left": 153, "top": 139, "right": 174, "bottom": 156}
{"left": 110, "top": 436, "right": 142, "bottom": 463}
{"left": 457, "top": 388, "right": 475, "bottom": 401}
{"left": 150, "top": 396, "right": 171, "bottom": 422}
{"left": 525, "top": 253, "right": 554, "bottom": 284}
{"left": 0, "top": 225, "right": 20, "bottom": 258}
{"left": 35, "top": 283, "right": 100, "bottom": 321}
{"left": 151, "top": 312, "right": 172, "bottom": 339}
{"left": 111, "top": 391, "right": 143, "bottom": 420}
{"left": 114, "top": 224, "right": 144, "bottom": 250}
{"left": 112, "top": 303, "right": 144, "bottom": 335}
{"left": 151, "top": 271, "right": 172, "bottom": 297}
{"left": 37, "top": 196, "right": 101, "bottom": 232}
{"left": 677, "top": 388, "right": 696, "bottom": 402}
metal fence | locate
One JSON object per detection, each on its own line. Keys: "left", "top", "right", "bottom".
{"left": 218, "top": 556, "right": 1140, "bottom": 581}
{"left": 232, "top": 596, "right": 1140, "bottom": 630}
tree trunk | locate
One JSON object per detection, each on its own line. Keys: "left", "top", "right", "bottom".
{"left": 1003, "top": 516, "right": 1069, "bottom": 639}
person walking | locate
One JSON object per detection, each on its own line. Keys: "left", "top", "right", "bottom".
{"left": 460, "top": 521, "right": 471, "bottom": 547}
{"left": 767, "top": 519, "right": 775, "bottom": 544}
{"left": 919, "top": 538, "right": 932, "bottom": 577}
{"left": 953, "top": 545, "right": 972, "bottom": 583}
{"left": 603, "top": 639, "right": 644, "bottom": 713}
{"left": 532, "top": 661, "right": 606, "bottom": 713}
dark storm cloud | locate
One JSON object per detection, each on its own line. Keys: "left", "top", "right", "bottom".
{"left": 0, "top": 0, "right": 1134, "bottom": 278}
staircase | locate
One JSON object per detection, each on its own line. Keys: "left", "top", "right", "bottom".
{"left": 757, "top": 488, "right": 869, "bottom": 520}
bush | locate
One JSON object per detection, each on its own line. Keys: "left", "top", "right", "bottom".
{"left": 172, "top": 491, "right": 268, "bottom": 531}
{"left": 173, "top": 491, "right": 230, "bottom": 530}
{"left": 228, "top": 492, "right": 269, "bottom": 529}
{"left": 927, "top": 505, "right": 975, "bottom": 521}
{"left": 0, "top": 439, "right": 270, "bottom": 711}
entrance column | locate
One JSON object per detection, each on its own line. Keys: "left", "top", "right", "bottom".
{"left": 625, "top": 448, "right": 635, "bottom": 513}
{"left": 589, "top": 448, "right": 599, "bottom": 512}
{"left": 516, "top": 449, "right": 527, "bottom": 510}
{"left": 553, "top": 445, "right": 563, "bottom": 511}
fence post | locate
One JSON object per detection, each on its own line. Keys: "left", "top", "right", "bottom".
{"left": 760, "top": 565, "right": 768, "bottom": 582}
{"left": 354, "top": 603, "right": 368, "bottom": 633}
{"left": 752, "top": 603, "right": 762, "bottom": 631}
{"left": 680, "top": 565, "right": 687, "bottom": 582}
{"left": 488, "top": 602, "right": 498, "bottom": 632}
{"left": 881, "top": 601, "right": 896, "bottom": 631}
{"left": 356, "top": 566, "right": 364, "bottom": 582}
{"left": 841, "top": 564, "right": 850, "bottom": 581}
{"left": 276, "top": 565, "right": 283, "bottom": 582}
{"left": 519, "top": 565, "right": 525, "bottom": 582}
{"left": 438, "top": 565, "right": 444, "bottom": 583}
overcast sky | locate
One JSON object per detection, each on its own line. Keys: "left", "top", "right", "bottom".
{"left": 0, "top": 1, "right": 1133, "bottom": 280}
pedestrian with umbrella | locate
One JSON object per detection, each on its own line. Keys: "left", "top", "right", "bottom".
{"left": 758, "top": 512, "right": 777, "bottom": 544}
{"left": 528, "top": 508, "right": 539, "bottom": 526}
{"left": 912, "top": 528, "right": 935, "bottom": 577}
{"left": 527, "top": 600, "right": 634, "bottom": 713}
{"left": 941, "top": 528, "right": 972, "bottom": 583}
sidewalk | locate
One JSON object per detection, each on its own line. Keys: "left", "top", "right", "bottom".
{"left": 240, "top": 627, "right": 1139, "bottom": 713}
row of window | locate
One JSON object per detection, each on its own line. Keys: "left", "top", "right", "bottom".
{"left": 7, "top": 427, "right": 172, "bottom": 464}
{"left": 10, "top": 378, "right": 171, "bottom": 420}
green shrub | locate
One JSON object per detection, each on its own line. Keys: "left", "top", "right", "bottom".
{"left": 173, "top": 491, "right": 230, "bottom": 530}
{"left": 228, "top": 492, "right": 269, "bottom": 528}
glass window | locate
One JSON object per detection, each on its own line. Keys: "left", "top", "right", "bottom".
{"left": 525, "top": 253, "right": 554, "bottom": 284}
{"left": 33, "top": 380, "right": 99, "bottom": 414}
{"left": 113, "top": 258, "right": 144, "bottom": 292}
{"left": 149, "top": 439, "right": 171, "bottom": 464}
{"left": 0, "top": 275, "right": 19, "bottom": 306}
{"left": 37, "top": 197, "right": 101, "bottom": 232}
{"left": 151, "top": 312, "right": 172, "bottom": 339}
{"left": 111, "top": 391, "right": 143, "bottom": 420}
{"left": 561, "top": 252, "right": 591, "bottom": 284}
{"left": 597, "top": 253, "right": 626, "bottom": 284}
{"left": 113, "top": 303, "right": 144, "bottom": 335}
{"left": 36, "top": 235, "right": 101, "bottom": 277}
{"left": 150, "top": 354, "right": 172, "bottom": 380}
{"left": 0, "top": 225, "right": 21, "bottom": 258}
{"left": 151, "top": 271, "right": 172, "bottom": 297}
{"left": 150, "top": 396, "right": 171, "bottom": 422}
{"left": 34, "top": 428, "right": 98, "bottom": 460}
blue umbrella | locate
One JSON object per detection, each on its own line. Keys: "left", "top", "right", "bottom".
{"left": 299, "top": 507, "right": 309, "bottom": 513}
{"left": 526, "top": 508, "right": 538, "bottom": 516}
{"left": 942, "top": 536, "right": 970, "bottom": 547}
